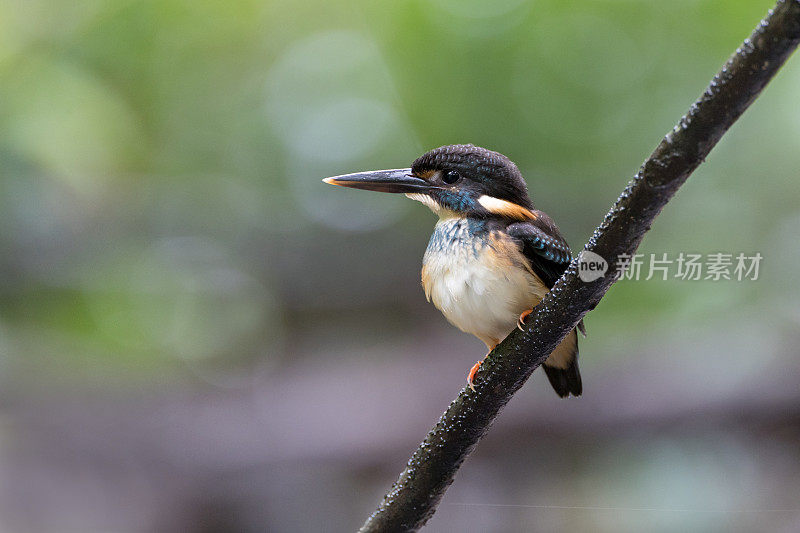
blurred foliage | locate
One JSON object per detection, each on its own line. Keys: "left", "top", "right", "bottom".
{"left": 1, "top": 0, "right": 797, "bottom": 389}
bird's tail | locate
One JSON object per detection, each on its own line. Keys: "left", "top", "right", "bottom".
{"left": 542, "top": 328, "right": 582, "bottom": 398}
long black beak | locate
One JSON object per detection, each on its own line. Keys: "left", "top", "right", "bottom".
{"left": 323, "top": 168, "right": 431, "bottom": 194}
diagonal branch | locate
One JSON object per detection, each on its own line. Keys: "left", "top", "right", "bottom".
{"left": 359, "top": 2, "right": 800, "bottom": 531}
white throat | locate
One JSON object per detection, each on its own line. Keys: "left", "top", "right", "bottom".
{"left": 405, "top": 193, "right": 458, "bottom": 220}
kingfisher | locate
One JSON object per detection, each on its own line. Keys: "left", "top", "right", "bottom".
{"left": 323, "top": 144, "right": 583, "bottom": 397}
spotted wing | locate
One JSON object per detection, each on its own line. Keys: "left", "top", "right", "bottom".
{"left": 506, "top": 212, "right": 571, "bottom": 289}
{"left": 507, "top": 212, "right": 583, "bottom": 398}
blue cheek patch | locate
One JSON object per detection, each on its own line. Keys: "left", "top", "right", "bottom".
{"left": 437, "top": 190, "right": 476, "bottom": 212}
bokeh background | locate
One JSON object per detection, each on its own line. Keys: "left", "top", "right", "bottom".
{"left": 1, "top": 0, "right": 799, "bottom": 531}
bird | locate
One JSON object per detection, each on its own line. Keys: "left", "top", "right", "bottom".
{"left": 323, "top": 144, "right": 583, "bottom": 397}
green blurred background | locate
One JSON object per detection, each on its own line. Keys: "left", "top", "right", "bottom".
{"left": 1, "top": 0, "right": 799, "bottom": 531}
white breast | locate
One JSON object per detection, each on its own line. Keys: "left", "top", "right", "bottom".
{"left": 421, "top": 218, "right": 548, "bottom": 349}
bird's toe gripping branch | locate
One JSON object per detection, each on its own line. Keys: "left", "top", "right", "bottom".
{"left": 467, "top": 341, "right": 502, "bottom": 390}
{"left": 517, "top": 309, "right": 533, "bottom": 331}
{"left": 466, "top": 360, "right": 482, "bottom": 391}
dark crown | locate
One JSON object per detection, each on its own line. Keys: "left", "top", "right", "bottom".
{"left": 412, "top": 144, "right": 532, "bottom": 208}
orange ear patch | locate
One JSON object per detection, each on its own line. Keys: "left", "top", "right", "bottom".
{"left": 477, "top": 195, "right": 537, "bottom": 220}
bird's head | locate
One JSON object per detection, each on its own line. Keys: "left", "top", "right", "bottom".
{"left": 324, "top": 144, "right": 534, "bottom": 220}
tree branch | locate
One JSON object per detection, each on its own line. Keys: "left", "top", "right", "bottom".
{"left": 360, "top": 2, "right": 800, "bottom": 531}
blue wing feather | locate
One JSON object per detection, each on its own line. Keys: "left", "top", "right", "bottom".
{"left": 506, "top": 213, "right": 572, "bottom": 288}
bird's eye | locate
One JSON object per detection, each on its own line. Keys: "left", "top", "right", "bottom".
{"left": 442, "top": 170, "right": 461, "bottom": 184}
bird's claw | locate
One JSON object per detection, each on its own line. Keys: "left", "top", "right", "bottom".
{"left": 467, "top": 360, "right": 481, "bottom": 391}
{"left": 517, "top": 309, "right": 533, "bottom": 331}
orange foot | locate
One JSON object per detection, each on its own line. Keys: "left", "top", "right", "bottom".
{"left": 467, "top": 360, "right": 482, "bottom": 391}
{"left": 517, "top": 309, "right": 533, "bottom": 331}
{"left": 466, "top": 346, "right": 496, "bottom": 391}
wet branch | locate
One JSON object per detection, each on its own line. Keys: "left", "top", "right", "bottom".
{"left": 360, "top": 2, "right": 800, "bottom": 531}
